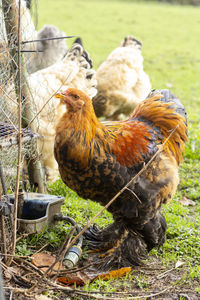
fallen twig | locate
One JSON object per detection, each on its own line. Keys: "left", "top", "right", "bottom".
{"left": 49, "top": 285, "right": 173, "bottom": 299}
{"left": 44, "top": 226, "right": 76, "bottom": 276}
{"left": 55, "top": 262, "right": 95, "bottom": 275}
{"left": 16, "top": 233, "right": 32, "bottom": 243}
{"left": 0, "top": 259, "right": 32, "bottom": 288}
{"left": 33, "top": 243, "right": 49, "bottom": 255}
{"left": 14, "top": 257, "right": 44, "bottom": 276}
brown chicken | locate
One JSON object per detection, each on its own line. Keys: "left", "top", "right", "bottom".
{"left": 54, "top": 88, "right": 187, "bottom": 269}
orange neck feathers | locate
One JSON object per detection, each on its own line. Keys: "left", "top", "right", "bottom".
{"left": 56, "top": 92, "right": 110, "bottom": 167}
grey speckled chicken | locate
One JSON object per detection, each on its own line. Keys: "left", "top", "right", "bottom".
{"left": 26, "top": 25, "right": 68, "bottom": 74}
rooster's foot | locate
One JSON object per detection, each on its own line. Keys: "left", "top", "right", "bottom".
{"left": 83, "top": 222, "right": 125, "bottom": 251}
{"left": 96, "top": 231, "right": 147, "bottom": 270}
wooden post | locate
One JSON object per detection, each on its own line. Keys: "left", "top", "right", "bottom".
{"left": 0, "top": 186, "right": 8, "bottom": 263}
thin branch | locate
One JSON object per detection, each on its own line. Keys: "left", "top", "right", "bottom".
{"left": 55, "top": 262, "right": 95, "bottom": 275}
{"left": 3, "top": 287, "right": 28, "bottom": 292}
{"left": 0, "top": 86, "right": 19, "bottom": 106}
{"left": 16, "top": 233, "right": 31, "bottom": 243}
{"left": 7, "top": 0, "right": 22, "bottom": 266}
{"left": 156, "top": 262, "right": 185, "bottom": 280}
{"left": 0, "top": 253, "right": 31, "bottom": 258}
{"left": 49, "top": 285, "right": 172, "bottom": 300}
{"left": 9, "top": 290, "right": 13, "bottom": 300}
{"left": 0, "top": 106, "right": 19, "bottom": 132}
{"left": 14, "top": 257, "right": 44, "bottom": 276}
{"left": 125, "top": 186, "right": 142, "bottom": 203}
{"left": 44, "top": 226, "right": 76, "bottom": 276}
{"left": 20, "top": 50, "right": 43, "bottom": 53}
{"left": 0, "top": 213, "right": 7, "bottom": 262}
{"left": 33, "top": 243, "right": 49, "bottom": 255}
{"left": 21, "top": 35, "right": 76, "bottom": 44}
{"left": 26, "top": 72, "right": 72, "bottom": 128}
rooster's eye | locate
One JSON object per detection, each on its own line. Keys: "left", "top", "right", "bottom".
{"left": 73, "top": 95, "right": 79, "bottom": 100}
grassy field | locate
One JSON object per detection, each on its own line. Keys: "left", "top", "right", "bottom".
{"left": 23, "top": 0, "right": 200, "bottom": 298}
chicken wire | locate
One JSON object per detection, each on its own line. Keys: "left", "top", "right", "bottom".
{"left": 0, "top": 0, "right": 41, "bottom": 187}
{"left": 0, "top": 0, "right": 44, "bottom": 263}
{"left": 0, "top": 0, "right": 73, "bottom": 264}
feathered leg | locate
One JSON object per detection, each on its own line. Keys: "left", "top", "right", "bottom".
{"left": 83, "top": 222, "right": 125, "bottom": 251}
{"left": 139, "top": 212, "right": 167, "bottom": 251}
{"left": 84, "top": 166, "right": 171, "bottom": 269}
{"left": 97, "top": 230, "right": 147, "bottom": 270}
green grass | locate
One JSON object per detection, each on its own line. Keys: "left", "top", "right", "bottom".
{"left": 21, "top": 0, "right": 200, "bottom": 296}
{"left": 37, "top": 0, "right": 200, "bottom": 104}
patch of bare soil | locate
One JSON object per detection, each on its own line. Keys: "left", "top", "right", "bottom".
{"left": 120, "top": 256, "right": 200, "bottom": 300}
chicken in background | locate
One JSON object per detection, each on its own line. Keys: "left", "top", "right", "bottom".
{"left": 54, "top": 88, "right": 187, "bottom": 269}
{"left": 26, "top": 24, "right": 68, "bottom": 74}
{"left": 73, "top": 37, "right": 93, "bottom": 68}
{"left": 92, "top": 36, "right": 151, "bottom": 120}
{"left": 26, "top": 43, "right": 97, "bottom": 182}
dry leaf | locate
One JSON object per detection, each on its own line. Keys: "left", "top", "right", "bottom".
{"left": 179, "top": 197, "right": 196, "bottom": 206}
{"left": 97, "top": 267, "right": 132, "bottom": 280}
{"left": 31, "top": 252, "right": 65, "bottom": 274}
{"left": 57, "top": 267, "right": 132, "bottom": 286}
{"left": 57, "top": 271, "right": 91, "bottom": 286}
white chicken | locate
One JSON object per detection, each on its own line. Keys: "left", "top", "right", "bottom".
{"left": 26, "top": 43, "right": 97, "bottom": 182}
{"left": 92, "top": 36, "right": 151, "bottom": 120}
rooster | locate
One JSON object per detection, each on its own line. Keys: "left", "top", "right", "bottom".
{"left": 54, "top": 88, "right": 187, "bottom": 269}
{"left": 92, "top": 36, "right": 151, "bottom": 120}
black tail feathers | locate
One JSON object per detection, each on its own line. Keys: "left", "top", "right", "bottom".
{"left": 74, "top": 37, "right": 83, "bottom": 46}
{"left": 73, "top": 37, "right": 92, "bottom": 68}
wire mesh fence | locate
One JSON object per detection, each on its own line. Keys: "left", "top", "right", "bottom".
{"left": 0, "top": 0, "right": 70, "bottom": 189}
{"left": 0, "top": 0, "right": 99, "bottom": 298}
{"left": 0, "top": 0, "right": 94, "bottom": 272}
{"left": 0, "top": 0, "right": 54, "bottom": 266}
{"left": 0, "top": 0, "right": 41, "bottom": 189}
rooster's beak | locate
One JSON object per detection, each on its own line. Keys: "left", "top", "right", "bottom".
{"left": 55, "top": 92, "right": 65, "bottom": 99}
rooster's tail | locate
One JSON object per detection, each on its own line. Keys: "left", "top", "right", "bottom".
{"left": 132, "top": 89, "right": 188, "bottom": 165}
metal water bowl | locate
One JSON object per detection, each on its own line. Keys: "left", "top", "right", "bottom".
{"left": 8, "top": 193, "right": 65, "bottom": 233}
